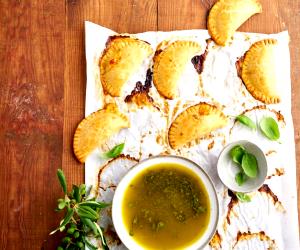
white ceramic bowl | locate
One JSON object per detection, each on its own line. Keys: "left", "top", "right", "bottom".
{"left": 217, "top": 140, "right": 268, "bottom": 193}
{"left": 112, "top": 155, "right": 219, "bottom": 250}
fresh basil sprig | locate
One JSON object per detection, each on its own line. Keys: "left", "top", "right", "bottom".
{"left": 50, "top": 169, "right": 110, "bottom": 250}
{"left": 101, "top": 143, "right": 125, "bottom": 159}
{"left": 236, "top": 192, "right": 251, "bottom": 202}
{"left": 236, "top": 115, "right": 256, "bottom": 130}
{"left": 259, "top": 117, "right": 280, "bottom": 141}
{"left": 229, "top": 145, "right": 258, "bottom": 186}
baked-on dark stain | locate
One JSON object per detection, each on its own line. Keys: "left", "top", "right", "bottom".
{"left": 209, "top": 230, "right": 222, "bottom": 248}
{"left": 226, "top": 190, "right": 238, "bottom": 224}
{"left": 125, "top": 69, "right": 154, "bottom": 103}
{"left": 191, "top": 39, "right": 211, "bottom": 74}
{"left": 191, "top": 50, "right": 208, "bottom": 74}
{"left": 258, "top": 184, "right": 279, "bottom": 204}
{"left": 235, "top": 56, "right": 244, "bottom": 77}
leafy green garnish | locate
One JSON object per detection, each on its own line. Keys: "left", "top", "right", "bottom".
{"left": 102, "top": 143, "right": 125, "bottom": 159}
{"left": 235, "top": 172, "right": 247, "bottom": 186}
{"left": 57, "top": 169, "right": 67, "bottom": 194}
{"left": 236, "top": 115, "right": 256, "bottom": 130}
{"left": 241, "top": 152, "right": 258, "bottom": 178}
{"left": 259, "top": 117, "right": 280, "bottom": 141}
{"left": 49, "top": 169, "right": 110, "bottom": 250}
{"left": 230, "top": 145, "right": 245, "bottom": 165}
{"left": 236, "top": 192, "right": 251, "bottom": 202}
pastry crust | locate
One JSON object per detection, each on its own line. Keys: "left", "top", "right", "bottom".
{"left": 168, "top": 103, "right": 228, "bottom": 149}
{"left": 208, "top": 0, "right": 262, "bottom": 46}
{"left": 241, "top": 39, "right": 280, "bottom": 104}
{"left": 100, "top": 37, "right": 152, "bottom": 97}
{"left": 73, "top": 104, "right": 129, "bottom": 163}
{"left": 153, "top": 41, "right": 201, "bottom": 99}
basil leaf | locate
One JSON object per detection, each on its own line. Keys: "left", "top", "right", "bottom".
{"left": 236, "top": 192, "right": 251, "bottom": 202}
{"left": 241, "top": 152, "right": 258, "bottom": 178}
{"left": 50, "top": 208, "right": 74, "bottom": 235}
{"left": 102, "top": 143, "right": 125, "bottom": 159}
{"left": 259, "top": 117, "right": 280, "bottom": 140}
{"left": 230, "top": 145, "right": 245, "bottom": 165}
{"left": 236, "top": 115, "right": 256, "bottom": 130}
{"left": 57, "top": 169, "right": 67, "bottom": 194}
{"left": 235, "top": 172, "right": 247, "bottom": 186}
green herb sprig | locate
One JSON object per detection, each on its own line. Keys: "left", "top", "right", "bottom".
{"left": 50, "top": 169, "right": 110, "bottom": 250}
{"left": 235, "top": 114, "right": 281, "bottom": 141}
{"left": 259, "top": 117, "right": 280, "bottom": 141}
{"left": 235, "top": 115, "right": 256, "bottom": 130}
{"left": 236, "top": 192, "right": 251, "bottom": 202}
{"left": 101, "top": 143, "right": 125, "bottom": 159}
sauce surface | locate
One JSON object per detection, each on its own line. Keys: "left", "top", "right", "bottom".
{"left": 122, "top": 163, "right": 210, "bottom": 249}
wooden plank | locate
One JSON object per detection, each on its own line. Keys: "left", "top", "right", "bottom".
{"left": 63, "top": 0, "right": 158, "bottom": 184}
{"left": 158, "top": 0, "right": 300, "bottom": 224}
{"left": 0, "top": 1, "right": 65, "bottom": 249}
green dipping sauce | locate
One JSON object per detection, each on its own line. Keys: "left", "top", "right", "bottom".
{"left": 121, "top": 163, "right": 210, "bottom": 249}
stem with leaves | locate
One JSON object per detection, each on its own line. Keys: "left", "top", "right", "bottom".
{"left": 51, "top": 169, "right": 110, "bottom": 250}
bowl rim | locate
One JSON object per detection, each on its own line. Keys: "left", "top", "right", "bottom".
{"left": 217, "top": 140, "right": 268, "bottom": 193}
{"left": 112, "top": 155, "right": 219, "bottom": 250}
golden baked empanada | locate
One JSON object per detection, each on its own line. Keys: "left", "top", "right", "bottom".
{"left": 100, "top": 37, "right": 152, "bottom": 97}
{"left": 241, "top": 39, "right": 280, "bottom": 104}
{"left": 153, "top": 41, "right": 201, "bottom": 99}
{"left": 168, "top": 103, "right": 228, "bottom": 149}
{"left": 73, "top": 104, "right": 129, "bottom": 163}
{"left": 208, "top": 0, "right": 262, "bottom": 46}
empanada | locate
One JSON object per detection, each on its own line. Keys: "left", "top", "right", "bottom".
{"left": 241, "top": 39, "right": 280, "bottom": 104}
{"left": 168, "top": 103, "right": 228, "bottom": 149}
{"left": 73, "top": 104, "right": 129, "bottom": 163}
{"left": 208, "top": 0, "right": 262, "bottom": 46}
{"left": 100, "top": 37, "right": 152, "bottom": 97}
{"left": 153, "top": 41, "right": 201, "bottom": 99}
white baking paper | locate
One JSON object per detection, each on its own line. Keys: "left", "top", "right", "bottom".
{"left": 84, "top": 21, "right": 299, "bottom": 250}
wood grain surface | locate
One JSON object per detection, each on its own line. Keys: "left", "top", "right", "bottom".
{"left": 0, "top": 0, "right": 299, "bottom": 249}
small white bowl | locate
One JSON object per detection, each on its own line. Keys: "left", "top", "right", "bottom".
{"left": 217, "top": 140, "right": 268, "bottom": 193}
{"left": 112, "top": 155, "right": 219, "bottom": 250}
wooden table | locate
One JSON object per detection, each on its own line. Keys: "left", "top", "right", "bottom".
{"left": 0, "top": 0, "right": 299, "bottom": 249}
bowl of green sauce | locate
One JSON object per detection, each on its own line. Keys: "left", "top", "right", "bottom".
{"left": 112, "top": 155, "right": 219, "bottom": 250}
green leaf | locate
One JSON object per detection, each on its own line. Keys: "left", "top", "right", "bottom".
{"left": 101, "top": 143, "right": 125, "bottom": 159}
{"left": 236, "top": 192, "right": 251, "bottom": 202}
{"left": 76, "top": 206, "right": 99, "bottom": 221}
{"left": 50, "top": 208, "right": 74, "bottom": 235}
{"left": 241, "top": 152, "right": 258, "bottom": 178}
{"left": 236, "top": 115, "right": 256, "bottom": 130}
{"left": 73, "top": 185, "right": 81, "bottom": 203}
{"left": 230, "top": 145, "right": 245, "bottom": 165}
{"left": 94, "top": 222, "right": 109, "bottom": 250}
{"left": 83, "top": 237, "right": 98, "bottom": 250}
{"left": 79, "top": 184, "right": 86, "bottom": 195}
{"left": 57, "top": 169, "right": 67, "bottom": 194}
{"left": 259, "top": 117, "right": 280, "bottom": 141}
{"left": 235, "top": 172, "right": 247, "bottom": 186}
{"left": 81, "top": 217, "right": 98, "bottom": 235}
{"left": 79, "top": 201, "right": 110, "bottom": 210}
